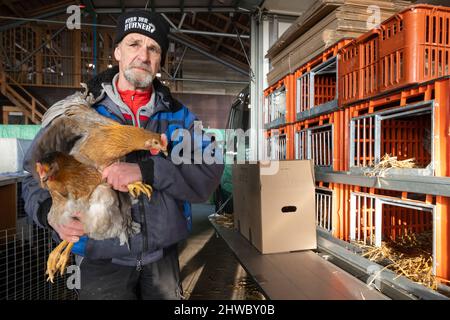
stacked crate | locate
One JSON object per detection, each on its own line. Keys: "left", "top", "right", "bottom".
{"left": 263, "top": 4, "right": 450, "bottom": 285}
{"left": 263, "top": 73, "right": 295, "bottom": 160}
{"left": 264, "top": 40, "right": 350, "bottom": 161}
{"left": 339, "top": 4, "right": 450, "bottom": 105}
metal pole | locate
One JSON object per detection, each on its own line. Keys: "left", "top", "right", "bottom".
{"left": 172, "top": 28, "right": 250, "bottom": 39}
{"left": 161, "top": 13, "right": 178, "bottom": 30}
{"left": 178, "top": 12, "right": 187, "bottom": 29}
{"left": 172, "top": 46, "right": 188, "bottom": 79}
{"left": 169, "top": 33, "right": 248, "bottom": 76}
{"left": 232, "top": 21, "right": 253, "bottom": 70}
{"left": 170, "top": 77, "right": 248, "bottom": 84}
{"left": 95, "top": 7, "right": 250, "bottom": 14}
{"left": 0, "top": 16, "right": 115, "bottom": 28}
{"left": 0, "top": 8, "right": 68, "bottom": 32}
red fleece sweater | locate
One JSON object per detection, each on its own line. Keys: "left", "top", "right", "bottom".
{"left": 117, "top": 86, "right": 152, "bottom": 126}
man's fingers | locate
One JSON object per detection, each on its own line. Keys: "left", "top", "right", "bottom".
{"left": 102, "top": 165, "right": 113, "bottom": 180}
{"left": 68, "top": 218, "right": 84, "bottom": 229}
{"left": 102, "top": 163, "right": 142, "bottom": 193}
{"left": 60, "top": 235, "right": 79, "bottom": 242}
{"left": 60, "top": 222, "right": 84, "bottom": 235}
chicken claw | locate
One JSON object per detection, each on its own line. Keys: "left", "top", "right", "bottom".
{"left": 46, "top": 240, "right": 70, "bottom": 283}
{"left": 55, "top": 242, "right": 74, "bottom": 277}
{"left": 128, "top": 182, "right": 153, "bottom": 199}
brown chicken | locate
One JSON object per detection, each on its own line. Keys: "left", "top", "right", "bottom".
{"left": 31, "top": 92, "right": 168, "bottom": 282}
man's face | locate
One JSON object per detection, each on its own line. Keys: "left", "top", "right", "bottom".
{"left": 114, "top": 33, "right": 162, "bottom": 89}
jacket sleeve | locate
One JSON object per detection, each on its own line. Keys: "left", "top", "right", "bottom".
{"left": 21, "top": 129, "right": 53, "bottom": 228}
{"left": 138, "top": 113, "right": 224, "bottom": 203}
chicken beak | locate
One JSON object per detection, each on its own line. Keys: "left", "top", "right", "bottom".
{"left": 36, "top": 162, "right": 47, "bottom": 186}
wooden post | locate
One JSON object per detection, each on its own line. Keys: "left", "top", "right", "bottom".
{"left": 34, "top": 26, "right": 43, "bottom": 85}
{"left": 2, "top": 110, "right": 8, "bottom": 124}
{"left": 31, "top": 99, "right": 36, "bottom": 123}
{"left": 0, "top": 69, "right": 6, "bottom": 95}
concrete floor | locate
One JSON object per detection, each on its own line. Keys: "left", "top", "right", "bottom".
{"left": 178, "top": 204, "right": 264, "bottom": 300}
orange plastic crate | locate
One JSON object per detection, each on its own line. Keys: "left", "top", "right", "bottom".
{"left": 263, "top": 75, "right": 295, "bottom": 126}
{"left": 264, "top": 125, "right": 294, "bottom": 160}
{"left": 339, "top": 4, "right": 450, "bottom": 106}
{"left": 334, "top": 77, "right": 450, "bottom": 176}
{"left": 321, "top": 183, "right": 449, "bottom": 282}
{"left": 294, "top": 114, "right": 335, "bottom": 167}
{"left": 338, "top": 32, "right": 378, "bottom": 105}
{"left": 294, "top": 39, "right": 352, "bottom": 114}
{"left": 379, "top": 5, "right": 450, "bottom": 91}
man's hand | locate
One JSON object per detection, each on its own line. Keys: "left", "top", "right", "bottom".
{"left": 102, "top": 162, "right": 143, "bottom": 192}
{"left": 49, "top": 211, "right": 85, "bottom": 242}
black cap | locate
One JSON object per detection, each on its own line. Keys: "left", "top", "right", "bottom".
{"left": 114, "top": 10, "right": 170, "bottom": 65}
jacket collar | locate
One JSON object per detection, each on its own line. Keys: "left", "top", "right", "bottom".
{"left": 85, "top": 65, "right": 181, "bottom": 114}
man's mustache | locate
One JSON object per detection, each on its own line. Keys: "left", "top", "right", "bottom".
{"left": 128, "top": 63, "right": 152, "bottom": 72}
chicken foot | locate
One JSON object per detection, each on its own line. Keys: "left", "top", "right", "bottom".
{"left": 46, "top": 240, "right": 73, "bottom": 283}
{"left": 128, "top": 181, "right": 153, "bottom": 198}
{"left": 56, "top": 242, "right": 74, "bottom": 276}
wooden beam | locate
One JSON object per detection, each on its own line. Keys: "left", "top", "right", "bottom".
{"left": 27, "top": 0, "right": 74, "bottom": 17}
{"left": 2, "top": 106, "right": 27, "bottom": 124}
{"left": 213, "top": 13, "right": 250, "bottom": 33}
{"left": 34, "top": 26, "right": 43, "bottom": 85}
{"left": 213, "top": 16, "right": 232, "bottom": 53}
{"left": 3, "top": 106, "right": 23, "bottom": 112}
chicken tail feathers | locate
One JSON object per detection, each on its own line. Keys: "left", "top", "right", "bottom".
{"left": 42, "top": 91, "right": 116, "bottom": 129}
{"left": 42, "top": 92, "right": 92, "bottom": 128}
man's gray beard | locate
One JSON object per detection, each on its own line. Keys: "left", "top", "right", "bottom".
{"left": 124, "top": 68, "right": 154, "bottom": 89}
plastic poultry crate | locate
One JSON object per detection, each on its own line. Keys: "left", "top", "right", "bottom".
{"left": 322, "top": 182, "right": 450, "bottom": 283}
{"left": 264, "top": 125, "right": 295, "bottom": 161}
{"left": 339, "top": 5, "right": 450, "bottom": 106}
{"left": 379, "top": 5, "right": 450, "bottom": 91}
{"left": 263, "top": 75, "right": 295, "bottom": 128}
{"left": 334, "top": 77, "right": 450, "bottom": 176}
{"left": 294, "top": 39, "right": 351, "bottom": 118}
{"left": 339, "top": 32, "right": 379, "bottom": 105}
{"left": 294, "top": 113, "right": 335, "bottom": 168}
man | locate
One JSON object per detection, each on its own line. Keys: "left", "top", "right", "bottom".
{"left": 22, "top": 10, "right": 224, "bottom": 299}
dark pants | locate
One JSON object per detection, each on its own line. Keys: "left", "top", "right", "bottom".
{"left": 78, "top": 245, "right": 183, "bottom": 300}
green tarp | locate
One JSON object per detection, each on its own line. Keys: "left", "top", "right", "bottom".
{"left": 0, "top": 125, "right": 41, "bottom": 140}
{"left": 204, "top": 128, "right": 233, "bottom": 194}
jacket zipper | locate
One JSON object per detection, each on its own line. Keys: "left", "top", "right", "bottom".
{"left": 136, "top": 97, "right": 147, "bottom": 271}
{"left": 131, "top": 95, "right": 139, "bottom": 128}
{"left": 137, "top": 191, "right": 148, "bottom": 271}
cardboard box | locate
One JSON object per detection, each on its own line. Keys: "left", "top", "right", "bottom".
{"left": 232, "top": 160, "right": 317, "bottom": 254}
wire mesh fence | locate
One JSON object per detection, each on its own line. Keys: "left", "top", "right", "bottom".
{"left": 0, "top": 223, "right": 77, "bottom": 300}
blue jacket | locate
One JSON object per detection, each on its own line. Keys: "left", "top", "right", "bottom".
{"left": 22, "top": 67, "right": 224, "bottom": 266}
